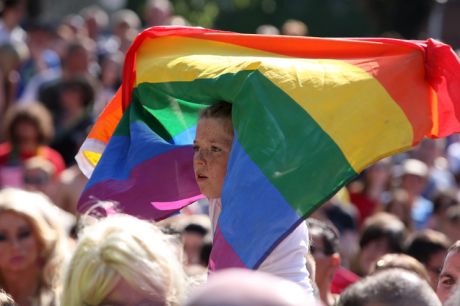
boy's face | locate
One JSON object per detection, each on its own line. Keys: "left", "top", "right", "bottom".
{"left": 193, "top": 118, "right": 233, "bottom": 199}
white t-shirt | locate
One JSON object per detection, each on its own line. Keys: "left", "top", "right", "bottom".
{"left": 208, "top": 198, "right": 313, "bottom": 293}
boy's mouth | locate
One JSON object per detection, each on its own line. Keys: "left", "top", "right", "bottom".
{"left": 196, "top": 173, "right": 208, "bottom": 180}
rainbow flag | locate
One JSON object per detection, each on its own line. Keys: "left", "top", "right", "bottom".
{"left": 77, "top": 26, "right": 460, "bottom": 269}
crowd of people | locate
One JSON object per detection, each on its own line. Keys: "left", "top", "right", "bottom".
{"left": 0, "top": 0, "right": 460, "bottom": 305}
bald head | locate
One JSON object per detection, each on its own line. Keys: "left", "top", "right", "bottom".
{"left": 185, "top": 269, "right": 317, "bottom": 306}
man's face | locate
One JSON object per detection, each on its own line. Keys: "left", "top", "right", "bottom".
{"left": 437, "top": 250, "right": 460, "bottom": 303}
{"left": 311, "top": 233, "right": 328, "bottom": 282}
{"left": 426, "top": 250, "right": 447, "bottom": 290}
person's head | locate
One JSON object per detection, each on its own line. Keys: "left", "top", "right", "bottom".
{"left": 181, "top": 221, "right": 209, "bottom": 266}
{"left": 60, "top": 14, "right": 86, "bottom": 39}
{"left": 59, "top": 77, "right": 95, "bottom": 112}
{"left": 385, "top": 188, "right": 413, "bottom": 230}
{"left": 281, "top": 19, "right": 308, "bottom": 36}
{"left": 444, "top": 205, "right": 460, "bottom": 242}
{"left": 358, "top": 212, "right": 406, "bottom": 275}
{"left": 256, "top": 24, "right": 280, "bottom": 35}
{"left": 61, "top": 213, "right": 186, "bottom": 306}
{"left": 111, "top": 9, "right": 141, "bottom": 39}
{"left": 99, "top": 51, "right": 123, "bottom": 88}
{"left": 23, "top": 156, "right": 57, "bottom": 198}
{"left": 0, "top": 0, "right": 25, "bottom": 25}
{"left": 193, "top": 101, "right": 233, "bottom": 199}
{"left": 339, "top": 268, "right": 441, "bottom": 306}
{"left": 2, "top": 103, "right": 54, "bottom": 147}
{"left": 437, "top": 240, "right": 460, "bottom": 304}
{"left": 0, "top": 42, "right": 25, "bottom": 75}
{"left": 432, "top": 190, "right": 458, "bottom": 218}
{"left": 400, "top": 158, "right": 429, "bottom": 196}
{"left": 412, "top": 139, "right": 445, "bottom": 167}
{"left": 23, "top": 21, "right": 59, "bottom": 68}
{"left": 80, "top": 5, "right": 109, "bottom": 40}
{"left": 370, "top": 253, "right": 430, "bottom": 284}
{"left": 306, "top": 218, "right": 340, "bottom": 288}
{"left": 405, "top": 229, "right": 451, "bottom": 289}
{"left": 0, "top": 188, "right": 68, "bottom": 292}
{"left": 144, "top": 0, "right": 173, "bottom": 27}
{"left": 185, "top": 268, "right": 318, "bottom": 306}
{"left": 364, "top": 158, "right": 392, "bottom": 188}
{"left": 62, "top": 40, "right": 94, "bottom": 76}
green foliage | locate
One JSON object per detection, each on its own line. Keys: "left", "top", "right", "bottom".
{"left": 173, "top": 0, "right": 219, "bottom": 27}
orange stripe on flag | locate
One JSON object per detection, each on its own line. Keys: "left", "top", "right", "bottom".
{"left": 88, "top": 87, "right": 123, "bottom": 144}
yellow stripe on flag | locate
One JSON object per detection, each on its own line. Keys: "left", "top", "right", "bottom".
{"left": 135, "top": 37, "right": 413, "bottom": 172}
{"left": 83, "top": 150, "right": 102, "bottom": 167}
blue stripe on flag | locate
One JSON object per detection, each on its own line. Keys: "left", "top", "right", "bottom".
{"left": 219, "top": 137, "right": 301, "bottom": 268}
{"left": 85, "top": 121, "right": 187, "bottom": 189}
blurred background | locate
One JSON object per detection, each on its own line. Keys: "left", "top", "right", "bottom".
{"left": 29, "top": 0, "right": 460, "bottom": 46}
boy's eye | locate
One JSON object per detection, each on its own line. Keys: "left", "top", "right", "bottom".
{"left": 0, "top": 234, "right": 6, "bottom": 242}
{"left": 211, "top": 146, "right": 222, "bottom": 152}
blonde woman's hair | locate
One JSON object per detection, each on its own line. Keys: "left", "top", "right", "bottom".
{"left": 0, "top": 188, "right": 69, "bottom": 304}
{"left": 61, "top": 213, "right": 186, "bottom": 306}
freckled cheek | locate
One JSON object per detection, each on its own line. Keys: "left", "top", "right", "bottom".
{"left": 213, "top": 168, "right": 229, "bottom": 192}
{"left": 192, "top": 156, "right": 199, "bottom": 171}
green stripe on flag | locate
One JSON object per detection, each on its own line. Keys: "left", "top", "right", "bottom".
{"left": 134, "top": 70, "right": 357, "bottom": 215}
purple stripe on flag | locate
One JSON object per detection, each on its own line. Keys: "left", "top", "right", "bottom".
{"left": 209, "top": 225, "right": 246, "bottom": 270}
{"left": 78, "top": 146, "right": 200, "bottom": 220}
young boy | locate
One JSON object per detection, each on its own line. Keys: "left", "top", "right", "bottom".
{"left": 193, "top": 101, "right": 313, "bottom": 292}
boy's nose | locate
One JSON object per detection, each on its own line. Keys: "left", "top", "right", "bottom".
{"left": 194, "top": 150, "right": 207, "bottom": 164}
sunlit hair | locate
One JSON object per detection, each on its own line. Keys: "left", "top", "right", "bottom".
{"left": 2, "top": 103, "right": 54, "bottom": 145}
{"left": 198, "top": 101, "right": 233, "bottom": 137}
{"left": 199, "top": 101, "right": 232, "bottom": 121}
{"left": 339, "top": 268, "right": 440, "bottom": 306}
{"left": 0, "top": 188, "right": 68, "bottom": 301}
{"left": 111, "top": 9, "right": 141, "bottom": 30}
{"left": 61, "top": 213, "right": 186, "bottom": 306}
{"left": 370, "top": 253, "right": 430, "bottom": 284}
{"left": 359, "top": 212, "right": 406, "bottom": 252}
{"left": 405, "top": 229, "right": 451, "bottom": 265}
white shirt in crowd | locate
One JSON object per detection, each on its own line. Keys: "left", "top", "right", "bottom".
{"left": 208, "top": 198, "right": 314, "bottom": 294}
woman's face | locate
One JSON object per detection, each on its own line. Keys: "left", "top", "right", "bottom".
{"left": 0, "top": 212, "right": 40, "bottom": 273}
{"left": 193, "top": 117, "right": 233, "bottom": 199}
{"left": 13, "top": 119, "right": 40, "bottom": 146}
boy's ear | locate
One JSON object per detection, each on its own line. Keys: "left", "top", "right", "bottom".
{"left": 330, "top": 253, "right": 340, "bottom": 268}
